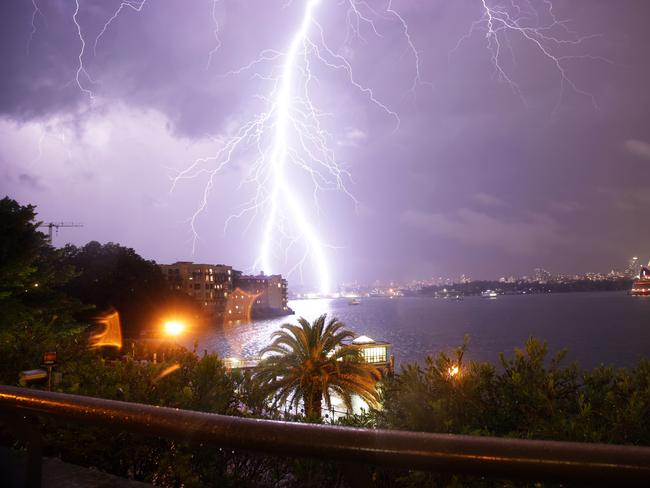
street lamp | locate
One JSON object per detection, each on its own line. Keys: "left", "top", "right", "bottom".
{"left": 163, "top": 320, "right": 185, "bottom": 337}
{"left": 448, "top": 365, "right": 460, "bottom": 378}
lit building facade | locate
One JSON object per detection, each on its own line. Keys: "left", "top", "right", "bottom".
{"left": 159, "top": 263, "right": 291, "bottom": 318}
{"left": 349, "top": 335, "right": 393, "bottom": 374}
{"left": 233, "top": 272, "right": 290, "bottom": 316}
{"left": 225, "top": 287, "right": 260, "bottom": 321}
{"left": 159, "top": 261, "right": 233, "bottom": 316}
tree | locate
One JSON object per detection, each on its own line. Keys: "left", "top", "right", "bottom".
{"left": 61, "top": 241, "right": 199, "bottom": 337}
{"left": 0, "top": 197, "right": 47, "bottom": 298}
{"left": 0, "top": 197, "right": 84, "bottom": 381}
{"left": 253, "top": 314, "right": 381, "bottom": 420}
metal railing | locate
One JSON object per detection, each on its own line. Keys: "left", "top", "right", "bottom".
{"left": 1, "top": 384, "right": 650, "bottom": 486}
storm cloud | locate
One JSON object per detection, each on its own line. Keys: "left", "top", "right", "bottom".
{"left": 1, "top": 0, "right": 650, "bottom": 287}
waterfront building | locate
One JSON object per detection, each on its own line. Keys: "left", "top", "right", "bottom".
{"left": 233, "top": 271, "right": 290, "bottom": 317}
{"left": 159, "top": 262, "right": 291, "bottom": 318}
{"left": 159, "top": 261, "right": 233, "bottom": 316}
{"left": 226, "top": 287, "right": 260, "bottom": 321}
{"left": 349, "top": 335, "right": 394, "bottom": 374}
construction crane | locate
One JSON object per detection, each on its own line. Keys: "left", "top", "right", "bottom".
{"left": 39, "top": 222, "right": 83, "bottom": 243}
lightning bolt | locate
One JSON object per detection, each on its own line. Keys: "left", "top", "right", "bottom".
{"left": 172, "top": 0, "right": 426, "bottom": 294}
{"left": 27, "top": 0, "right": 43, "bottom": 55}
{"left": 26, "top": 1, "right": 603, "bottom": 294}
{"left": 94, "top": 1, "right": 148, "bottom": 56}
{"left": 453, "top": 0, "right": 609, "bottom": 115}
{"left": 72, "top": 0, "right": 95, "bottom": 100}
{"left": 206, "top": 0, "right": 222, "bottom": 70}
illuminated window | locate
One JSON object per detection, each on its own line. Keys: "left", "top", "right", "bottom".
{"left": 360, "top": 346, "right": 387, "bottom": 364}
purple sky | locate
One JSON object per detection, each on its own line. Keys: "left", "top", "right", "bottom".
{"left": 1, "top": 0, "right": 650, "bottom": 288}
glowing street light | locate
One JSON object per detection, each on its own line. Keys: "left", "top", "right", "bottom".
{"left": 163, "top": 320, "right": 185, "bottom": 337}
{"left": 448, "top": 365, "right": 460, "bottom": 378}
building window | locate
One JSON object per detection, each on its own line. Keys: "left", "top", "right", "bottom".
{"left": 361, "top": 346, "right": 387, "bottom": 364}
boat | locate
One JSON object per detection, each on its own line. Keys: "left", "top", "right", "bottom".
{"left": 349, "top": 298, "right": 361, "bottom": 305}
{"left": 631, "top": 266, "right": 650, "bottom": 296}
{"left": 481, "top": 290, "right": 498, "bottom": 298}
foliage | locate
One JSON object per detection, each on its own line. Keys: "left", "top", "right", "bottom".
{"left": 61, "top": 241, "right": 199, "bottom": 337}
{"left": 41, "top": 345, "right": 245, "bottom": 486}
{"left": 0, "top": 197, "right": 85, "bottom": 382}
{"left": 376, "top": 337, "right": 650, "bottom": 486}
{"left": 254, "top": 314, "right": 381, "bottom": 420}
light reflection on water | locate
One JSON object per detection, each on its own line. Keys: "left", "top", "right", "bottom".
{"left": 180, "top": 293, "right": 650, "bottom": 369}
{"left": 182, "top": 298, "right": 337, "bottom": 360}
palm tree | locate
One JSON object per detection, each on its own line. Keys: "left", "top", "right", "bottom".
{"left": 253, "top": 314, "right": 381, "bottom": 419}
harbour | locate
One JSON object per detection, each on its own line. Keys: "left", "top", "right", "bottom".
{"left": 184, "top": 291, "right": 650, "bottom": 370}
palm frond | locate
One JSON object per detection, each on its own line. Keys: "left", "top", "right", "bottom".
{"left": 253, "top": 313, "right": 381, "bottom": 419}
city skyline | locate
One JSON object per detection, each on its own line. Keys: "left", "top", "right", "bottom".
{"left": 2, "top": 1, "right": 650, "bottom": 287}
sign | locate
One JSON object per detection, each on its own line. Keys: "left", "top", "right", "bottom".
{"left": 20, "top": 369, "right": 48, "bottom": 382}
{"left": 43, "top": 351, "right": 57, "bottom": 366}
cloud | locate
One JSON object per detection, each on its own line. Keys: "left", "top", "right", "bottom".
{"left": 401, "top": 208, "right": 567, "bottom": 256}
{"left": 473, "top": 192, "right": 504, "bottom": 207}
{"left": 0, "top": 105, "right": 250, "bottom": 260}
{"left": 623, "top": 139, "right": 650, "bottom": 160}
{"left": 548, "top": 200, "right": 582, "bottom": 213}
{"left": 339, "top": 127, "right": 367, "bottom": 147}
{"left": 18, "top": 173, "right": 46, "bottom": 191}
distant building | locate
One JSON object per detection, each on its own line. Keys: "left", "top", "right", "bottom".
{"left": 533, "top": 268, "right": 552, "bottom": 283}
{"left": 159, "top": 261, "right": 233, "bottom": 317}
{"left": 459, "top": 274, "right": 471, "bottom": 284}
{"left": 625, "top": 256, "right": 641, "bottom": 278}
{"left": 233, "top": 271, "right": 290, "bottom": 317}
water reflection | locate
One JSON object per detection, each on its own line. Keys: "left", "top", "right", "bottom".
{"left": 180, "top": 293, "right": 650, "bottom": 369}
{"left": 182, "top": 299, "right": 335, "bottom": 359}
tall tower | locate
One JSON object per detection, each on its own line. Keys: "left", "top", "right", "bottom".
{"left": 625, "top": 256, "right": 640, "bottom": 278}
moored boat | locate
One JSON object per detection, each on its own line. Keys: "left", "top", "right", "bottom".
{"left": 481, "top": 290, "right": 498, "bottom": 298}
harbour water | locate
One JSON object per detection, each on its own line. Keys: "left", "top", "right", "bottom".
{"left": 182, "top": 292, "right": 650, "bottom": 370}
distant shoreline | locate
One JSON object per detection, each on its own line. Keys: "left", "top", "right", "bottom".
{"left": 416, "top": 278, "right": 633, "bottom": 298}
